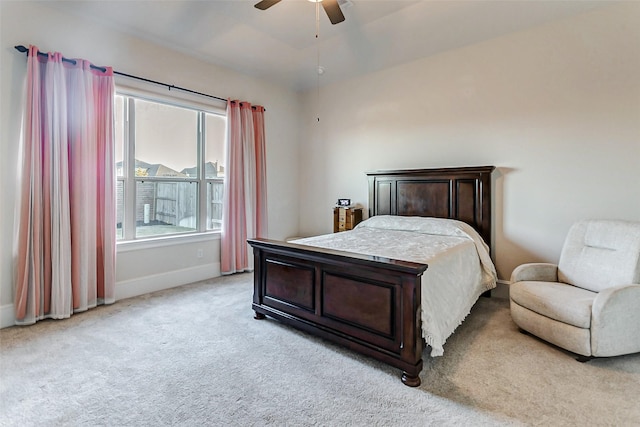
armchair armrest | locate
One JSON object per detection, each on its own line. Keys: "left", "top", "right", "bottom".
{"left": 591, "top": 284, "right": 640, "bottom": 357}
{"left": 510, "top": 263, "right": 558, "bottom": 283}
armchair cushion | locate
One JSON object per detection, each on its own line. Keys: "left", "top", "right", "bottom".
{"left": 510, "top": 281, "right": 595, "bottom": 328}
{"left": 558, "top": 220, "right": 640, "bottom": 292}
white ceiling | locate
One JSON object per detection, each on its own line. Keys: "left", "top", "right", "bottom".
{"left": 46, "top": 0, "right": 607, "bottom": 91}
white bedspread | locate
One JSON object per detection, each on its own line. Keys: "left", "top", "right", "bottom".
{"left": 292, "top": 216, "right": 497, "bottom": 357}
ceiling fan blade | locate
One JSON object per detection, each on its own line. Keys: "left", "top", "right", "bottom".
{"left": 254, "top": 0, "right": 282, "bottom": 11}
{"left": 322, "top": 0, "right": 345, "bottom": 25}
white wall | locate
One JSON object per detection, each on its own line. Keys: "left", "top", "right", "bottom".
{"left": 298, "top": 3, "right": 640, "bottom": 281}
{"left": 0, "top": 1, "right": 300, "bottom": 326}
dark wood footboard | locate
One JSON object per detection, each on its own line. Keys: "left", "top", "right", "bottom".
{"left": 249, "top": 238, "right": 428, "bottom": 386}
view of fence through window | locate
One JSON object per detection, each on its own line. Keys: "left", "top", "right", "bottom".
{"left": 114, "top": 94, "right": 226, "bottom": 240}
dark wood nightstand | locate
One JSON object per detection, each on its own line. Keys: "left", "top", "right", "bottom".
{"left": 333, "top": 207, "right": 363, "bottom": 233}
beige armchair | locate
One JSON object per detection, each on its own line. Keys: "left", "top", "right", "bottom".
{"left": 509, "top": 219, "right": 640, "bottom": 360}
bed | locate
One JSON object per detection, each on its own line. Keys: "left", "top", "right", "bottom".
{"left": 248, "top": 166, "right": 496, "bottom": 386}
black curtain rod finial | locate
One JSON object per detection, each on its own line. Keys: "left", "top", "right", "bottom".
{"left": 15, "top": 45, "right": 28, "bottom": 53}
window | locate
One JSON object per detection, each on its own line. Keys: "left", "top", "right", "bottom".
{"left": 115, "top": 93, "right": 226, "bottom": 241}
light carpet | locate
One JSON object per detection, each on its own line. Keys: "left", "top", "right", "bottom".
{"left": 1, "top": 273, "right": 639, "bottom": 426}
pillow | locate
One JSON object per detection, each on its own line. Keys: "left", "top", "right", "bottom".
{"left": 356, "top": 215, "right": 480, "bottom": 243}
{"left": 356, "top": 215, "right": 497, "bottom": 286}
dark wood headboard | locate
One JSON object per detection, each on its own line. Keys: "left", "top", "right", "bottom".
{"left": 367, "top": 166, "right": 495, "bottom": 246}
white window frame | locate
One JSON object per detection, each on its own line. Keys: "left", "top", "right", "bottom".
{"left": 115, "top": 82, "right": 227, "bottom": 248}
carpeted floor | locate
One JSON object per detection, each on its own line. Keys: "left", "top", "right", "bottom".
{"left": 1, "top": 273, "right": 639, "bottom": 426}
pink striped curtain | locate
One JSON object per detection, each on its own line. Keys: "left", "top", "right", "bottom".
{"left": 14, "top": 45, "right": 116, "bottom": 324}
{"left": 221, "top": 100, "right": 268, "bottom": 274}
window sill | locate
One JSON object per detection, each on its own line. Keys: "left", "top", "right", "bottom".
{"left": 116, "top": 231, "right": 221, "bottom": 253}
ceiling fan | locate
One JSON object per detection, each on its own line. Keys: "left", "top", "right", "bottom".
{"left": 254, "top": 0, "right": 346, "bottom": 25}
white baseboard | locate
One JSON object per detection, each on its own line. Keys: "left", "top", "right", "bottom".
{"left": 115, "top": 262, "right": 221, "bottom": 301}
{"left": 1, "top": 304, "right": 16, "bottom": 329}
{"left": 0, "top": 262, "right": 221, "bottom": 329}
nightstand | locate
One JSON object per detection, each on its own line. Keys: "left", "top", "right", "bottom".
{"left": 333, "top": 207, "right": 363, "bottom": 233}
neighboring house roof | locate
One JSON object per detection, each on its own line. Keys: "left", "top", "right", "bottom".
{"left": 152, "top": 164, "right": 186, "bottom": 177}
{"left": 181, "top": 161, "right": 221, "bottom": 178}
{"left": 116, "top": 159, "right": 187, "bottom": 177}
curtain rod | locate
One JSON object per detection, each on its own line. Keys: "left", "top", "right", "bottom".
{"left": 14, "top": 45, "right": 229, "bottom": 104}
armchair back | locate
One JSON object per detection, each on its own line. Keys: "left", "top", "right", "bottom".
{"left": 558, "top": 220, "right": 640, "bottom": 292}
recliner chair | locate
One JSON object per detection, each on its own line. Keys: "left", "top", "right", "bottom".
{"left": 509, "top": 219, "right": 640, "bottom": 359}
